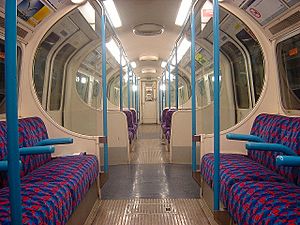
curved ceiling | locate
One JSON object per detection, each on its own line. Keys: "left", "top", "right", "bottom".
{"left": 113, "top": 0, "right": 182, "bottom": 78}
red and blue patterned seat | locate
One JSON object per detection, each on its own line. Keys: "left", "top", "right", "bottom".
{"left": 227, "top": 181, "right": 300, "bottom": 225}
{"left": 200, "top": 113, "right": 300, "bottom": 224}
{"left": 0, "top": 117, "right": 99, "bottom": 224}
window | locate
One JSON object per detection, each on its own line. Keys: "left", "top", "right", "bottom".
{"left": 33, "top": 32, "right": 60, "bottom": 103}
{"left": 277, "top": 33, "right": 300, "bottom": 111}
{"left": 221, "top": 41, "right": 249, "bottom": 109}
{"left": 0, "top": 40, "right": 21, "bottom": 114}
{"left": 236, "top": 29, "right": 264, "bottom": 102}
{"left": 50, "top": 43, "right": 76, "bottom": 110}
{"left": 76, "top": 73, "right": 90, "bottom": 103}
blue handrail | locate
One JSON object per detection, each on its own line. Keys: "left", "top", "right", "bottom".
{"left": 168, "top": 63, "right": 171, "bottom": 108}
{"left": 20, "top": 146, "right": 55, "bottom": 155}
{"left": 191, "top": 9, "right": 197, "bottom": 172}
{"left": 246, "top": 142, "right": 296, "bottom": 156}
{"left": 101, "top": 14, "right": 109, "bottom": 173}
{"left": 213, "top": 0, "right": 221, "bottom": 211}
{"left": 276, "top": 156, "right": 300, "bottom": 167}
{"left": 5, "top": 0, "right": 22, "bottom": 223}
{"left": 175, "top": 44, "right": 179, "bottom": 110}
{"left": 120, "top": 48, "right": 123, "bottom": 111}
{"left": 35, "top": 138, "right": 73, "bottom": 146}
{"left": 226, "top": 133, "right": 264, "bottom": 143}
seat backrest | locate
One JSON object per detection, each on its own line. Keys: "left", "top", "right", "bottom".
{"left": 165, "top": 110, "right": 176, "bottom": 128}
{"left": 249, "top": 113, "right": 300, "bottom": 184}
{"left": 123, "top": 110, "right": 134, "bottom": 128}
{"left": 0, "top": 117, "right": 51, "bottom": 188}
{"left": 130, "top": 109, "right": 137, "bottom": 125}
{"left": 161, "top": 108, "right": 169, "bottom": 123}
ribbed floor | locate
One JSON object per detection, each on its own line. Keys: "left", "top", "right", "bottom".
{"left": 92, "top": 199, "right": 212, "bottom": 225}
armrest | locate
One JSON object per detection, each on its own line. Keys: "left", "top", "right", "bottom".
{"left": 246, "top": 142, "right": 297, "bottom": 156}
{"left": 276, "top": 156, "right": 300, "bottom": 167}
{"left": 35, "top": 138, "right": 73, "bottom": 146}
{"left": 19, "top": 146, "right": 55, "bottom": 155}
{"left": 0, "top": 160, "right": 22, "bottom": 171}
{"left": 226, "top": 133, "right": 264, "bottom": 142}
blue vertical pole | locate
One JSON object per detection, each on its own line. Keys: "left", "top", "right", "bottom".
{"left": 131, "top": 74, "right": 134, "bottom": 109}
{"left": 158, "top": 81, "right": 162, "bottom": 122}
{"left": 127, "top": 66, "right": 130, "bottom": 110}
{"left": 175, "top": 46, "right": 179, "bottom": 110}
{"left": 101, "top": 14, "right": 108, "bottom": 173}
{"left": 137, "top": 78, "right": 139, "bottom": 121}
{"left": 213, "top": 0, "right": 220, "bottom": 211}
{"left": 168, "top": 63, "right": 171, "bottom": 108}
{"left": 119, "top": 49, "right": 123, "bottom": 111}
{"left": 135, "top": 76, "right": 138, "bottom": 112}
{"left": 164, "top": 73, "right": 167, "bottom": 109}
{"left": 5, "top": 1, "right": 22, "bottom": 224}
{"left": 191, "top": 9, "right": 197, "bottom": 172}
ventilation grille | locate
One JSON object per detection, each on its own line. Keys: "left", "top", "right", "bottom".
{"left": 270, "top": 11, "right": 300, "bottom": 35}
{"left": 0, "top": 15, "right": 29, "bottom": 39}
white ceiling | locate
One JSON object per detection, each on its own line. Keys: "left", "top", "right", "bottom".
{"left": 113, "top": 0, "right": 182, "bottom": 78}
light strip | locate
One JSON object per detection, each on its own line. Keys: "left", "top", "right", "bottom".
{"left": 161, "top": 61, "right": 167, "bottom": 68}
{"left": 175, "top": 0, "right": 193, "bottom": 26}
{"left": 78, "top": 2, "right": 95, "bottom": 30}
{"left": 172, "top": 37, "right": 191, "bottom": 65}
{"left": 103, "top": 0, "right": 122, "bottom": 28}
{"left": 106, "top": 39, "right": 126, "bottom": 66}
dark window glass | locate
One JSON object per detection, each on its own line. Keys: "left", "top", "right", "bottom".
{"left": 221, "top": 41, "right": 249, "bottom": 109}
{"left": 50, "top": 43, "right": 76, "bottom": 110}
{"left": 0, "top": 40, "right": 21, "bottom": 114}
{"left": 236, "top": 29, "right": 264, "bottom": 102}
{"left": 33, "top": 32, "right": 60, "bottom": 103}
{"left": 277, "top": 33, "right": 300, "bottom": 110}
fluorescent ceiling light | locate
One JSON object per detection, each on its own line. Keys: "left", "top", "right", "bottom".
{"left": 103, "top": 0, "right": 122, "bottom": 28}
{"left": 172, "top": 37, "right": 191, "bottom": 65}
{"left": 106, "top": 39, "right": 126, "bottom": 66}
{"left": 71, "top": 0, "right": 87, "bottom": 4}
{"left": 81, "top": 77, "right": 88, "bottom": 84}
{"left": 139, "top": 55, "right": 159, "bottom": 61}
{"left": 175, "top": 0, "right": 193, "bottom": 26}
{"left": 132, "top": 85, "right": 138, "bottom": 92}
{"left": 160, "top": 84, "right": 166, "bottom": 91}
{"left": 79, "top": 2, "right": 95, "bottom": 30}
{"left": 142, "top": 68, "right": 156, "bottom": 74}
{"left": 131, "top": 62, "right": 137, "bottom": 68}
{"left": 161, "top": 61, "right": 167, "bottom": 68}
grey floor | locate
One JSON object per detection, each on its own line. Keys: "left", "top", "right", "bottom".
{"left": 101, "top": 124, "right": 199, "bottom": 200}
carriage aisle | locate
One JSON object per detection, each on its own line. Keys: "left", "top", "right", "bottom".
{"left": 91, "top": 124, "right": 214, "bottom": 225}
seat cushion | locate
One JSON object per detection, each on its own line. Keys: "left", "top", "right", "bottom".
{"left": 21, "top": 155, "right": 99, "bottom": 210}
{"left": 201, "top": 153, "right": 288, "bottom": 207}
{"left": 228, "top": 181, "right": 300, "bottom": 225}
{"left": 0, "top": 182, "right": 73, "bottom": 225}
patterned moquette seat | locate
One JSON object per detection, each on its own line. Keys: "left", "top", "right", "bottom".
{"left": 0, "top": 117, "right": 99, "bottom": 224}
{"left": 200, "top": 114, "right": 300, "bottom": 207}
{"left": 227, "top": 181, "right": 300, "bottom": 225}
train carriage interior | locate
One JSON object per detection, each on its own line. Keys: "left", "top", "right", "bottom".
{"left": 0, "top": 0, "right": 300, "bottom": 224}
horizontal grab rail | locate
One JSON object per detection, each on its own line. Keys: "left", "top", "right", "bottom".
{"left": 35, "top": 138, "right": 73, "bottom": 146}
{"left": 246, "top": 142, "right": 296, "bottom": 156}
{"left": 276, "top": 156, "right": 300, "bottom": 167}
{"left": 20, "top": 146, "right": 55, "bottom": 155}
{"left": 226, "top": 133, "right": 264, "bottom": 142}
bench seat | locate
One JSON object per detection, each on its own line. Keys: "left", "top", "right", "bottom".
{"left": 201, "top": 153, "right": 288, "bottom": 207}
{"left": 228, "top": 181, "right": 300, "bottom": 225}
{"left": 0, "top": 182, "right": 73, "bottom": 225}
{"left": 21, "top": 155, "right": 99, "bottom": 210}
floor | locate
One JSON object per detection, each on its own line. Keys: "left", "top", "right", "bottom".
{"left": 91, "top": 124, "right": 213, "bottom": 225}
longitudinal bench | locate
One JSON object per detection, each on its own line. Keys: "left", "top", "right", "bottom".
{"left": 0, "top": 117, "right": 99, "bottom": 225}
{"left": 200, "top": 113, "right": 300, "bottom": 225}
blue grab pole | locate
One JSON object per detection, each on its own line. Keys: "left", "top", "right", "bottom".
{"left": 164, "top": 73, "right": 167, "bottom": 108}
{"left": 5, "top": 0, "right": 22, "bottom": 223}
{"left": 101, "top": 14, "right": 108, "bottom": 173}
{"left": 158, "top": 81, "right": 162, "bottom": 122}
{"left": 137, "top": 78, "right": 139, "bottom": 121}
{"left": 168, "top": 63, "right": 171, "bottom": 108}
{"left": 191, "top": 9, "right": 197, "bottom": 172}
{"left": 175, "top": 45, "right": 179, "bottom": 110}
{"left": 213, "top": 0, "right": 220, "bottom": 211}
{"left": 127, "top": 66, "right": 130, "bottom": 110}
{"left": 132, "top": 74, "right": 134, "bottom": 109}
{"left": 119, "top": 49, "right": 123, "bottom": 111}
{"left": 135, "top": 76, "right": 138, "bottom": 112}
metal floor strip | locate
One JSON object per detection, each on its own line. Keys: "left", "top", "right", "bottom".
{"left": 92, "top": 199, "right": 213, "bottom": 225}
